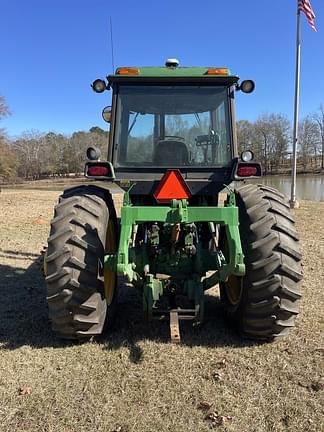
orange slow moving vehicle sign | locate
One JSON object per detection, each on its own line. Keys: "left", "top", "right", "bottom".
{"left": 154, "top": 170, "right": 191, "bottom": 203}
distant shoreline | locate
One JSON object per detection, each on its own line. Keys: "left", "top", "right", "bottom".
{"left": 1, "top": 169, "right": 324, "bottom": 188}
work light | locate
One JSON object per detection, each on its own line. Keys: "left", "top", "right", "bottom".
{"left": 240, "top": 80, "right": 255, "bottom": 93}
{"left": 91, "top": 79, "right": 107, "bottom": 93}
{"left": 241, "top": 150, "right": 254, "bottom": 162}
{"left": 86, "top": 146, "right": 101, "bottom": 161}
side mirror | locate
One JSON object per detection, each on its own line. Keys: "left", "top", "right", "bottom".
{"left": 102, "top": 106, "right": 112, "bottom": 123}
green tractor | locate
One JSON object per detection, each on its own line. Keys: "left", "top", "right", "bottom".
{"left": 45, "top": 59, "right": 302, "bottom": 342}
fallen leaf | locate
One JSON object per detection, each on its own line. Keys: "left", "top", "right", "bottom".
{"left": 204, "top": 412, "right": 233, "bottom": 428}
{"left": 18, "top": 386, "right": 32, "bottom": 396}
{"left": 281, "top": 415, "right": 290, "bottom": 426}
{"left": 212, "top": 371, "right": 223, "bottom": 381}
{"left": 197, "top": 401, "right": 212, "bottom": 411}
{"left": 308, "top": 381, "right": 324, "bottom": 392}
{"left": 32, "top": 216, "right": 47, "bottom": 225}
{"left": 111, "top": 427, "right": 128, "bottom": 432}
{"left": 216, "top": 359, "right": 226, "bottom": 368}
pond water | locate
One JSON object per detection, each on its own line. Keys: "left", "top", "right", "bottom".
{"left": 250, "top": 174, "right": 324, "bottom": 202}
{"left": 4, "top": 174, "right": 324, "bottom": 201}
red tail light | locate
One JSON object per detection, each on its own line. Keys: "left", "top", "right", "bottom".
{"left": 85, "top": 162, "right": 115, "bottom": 179}
{"left": 237, "top": 165, "right": 258, "bottom": 177}
{"left": 88, "top": 166, "right": 110, "bottom": 176}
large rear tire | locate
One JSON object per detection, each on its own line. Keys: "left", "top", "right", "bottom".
{"left": 220, "top": 184, "right": 303, "bottom": 340}
{"left": 45, "top": 185, "right": 118, "bottom": 339}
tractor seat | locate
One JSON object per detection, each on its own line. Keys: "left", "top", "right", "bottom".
{"left": 153, "top": 140, "right": 189, "bottom": 166}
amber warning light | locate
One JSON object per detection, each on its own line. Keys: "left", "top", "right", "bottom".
{"left": 116, "top": 67, "right": 140, "bottom": 75}
{"left": 154, "top": 170, "right": 191, "bottom": 203}
{"left": 206, "top": 68, "right": 229, "bottom": 76}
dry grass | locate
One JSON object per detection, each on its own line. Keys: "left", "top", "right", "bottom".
{"left": 0, "top": 189, "right": 323, "bottom": 432}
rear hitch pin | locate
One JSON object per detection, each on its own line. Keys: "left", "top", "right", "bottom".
{"left": 170, "top": 310, "right": 181, "bottom": 344}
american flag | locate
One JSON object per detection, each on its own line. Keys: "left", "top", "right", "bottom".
{"left": 298, "top": 0, "right": 317, "bottom": 31}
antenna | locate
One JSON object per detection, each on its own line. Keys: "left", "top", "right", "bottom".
{"left": 109, "top": 16, "right": 115, "bottom": 73}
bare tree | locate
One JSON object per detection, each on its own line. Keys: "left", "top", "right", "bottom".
{"left": 0, "top": 95, "right": 10, "bottom": 143}
{"left": 13, "top": 130, "right": 44, "bottom": 179}
{"left": 42, "top": 132, "right": 69, "bottom": 175}
{"left": 256, "top": 114, "right": 290, "bottom": 171}
{"left": 298, "top": 116, "right": 320, "bottom": 169}
{"left": 88, "top": 127, "right": 109, "bottom": 157}
{"left": 0, "top": 96, "right": 17, "bottom": 181}
{"left": 11, "top": 127, "right": 110, "bottom": 179}
{"left": 236, "top": 120, "right": 259, "bottom": 154}
{"left": 254, "top": 118, "right": 272, "bottom": 174}
{"left": 0, "top": 142, "right": 18, "bottom": 181}
{"left": 312, "top": 105, "right": 324, "bottom": 169}
{"left": 237, "top": 114, "right": 290, "bottom": 173}
{"left": 0, "top": 95, "right": 10, "bottom": 119}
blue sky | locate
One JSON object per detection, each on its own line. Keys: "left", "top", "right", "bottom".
{"left": 0, "top": 0, "right": 323, "bottom": 138}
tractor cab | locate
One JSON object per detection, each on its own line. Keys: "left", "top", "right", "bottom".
{"left": 88, "top": 60, "right": 259, "bottom": 198}
{"left": 111, "top": 83, "right": 232, "bottom": 168}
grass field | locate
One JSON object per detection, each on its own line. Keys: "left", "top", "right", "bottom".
{"left": 0, "top": 189, "right": 323, "bottom": 432}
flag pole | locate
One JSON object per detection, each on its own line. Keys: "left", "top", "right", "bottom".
{"left": 290, "top": 3, "right": 302, "bottom": 208}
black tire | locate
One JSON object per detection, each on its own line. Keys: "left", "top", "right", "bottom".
{"left": 45, "top": 185, "right": 118, "bottom": 339}
{"left": 220, "top": 183, "right": 303, "bottom": 340}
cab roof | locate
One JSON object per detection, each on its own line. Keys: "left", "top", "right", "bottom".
{"left": 107, "top": 66, "right": 239, "bottom": 86}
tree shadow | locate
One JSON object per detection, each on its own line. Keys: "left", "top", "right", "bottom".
{"left": 0, "top": 249, "right": 41, "bottom": 259}
{"left": 0, "top": 255, "right": 72, "bottom": 350}
{"left": 0, "top": 254, "right": 260, "bottom": 360}
{"left": 99, "top": 283, "right": 260, "bottom": 363}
